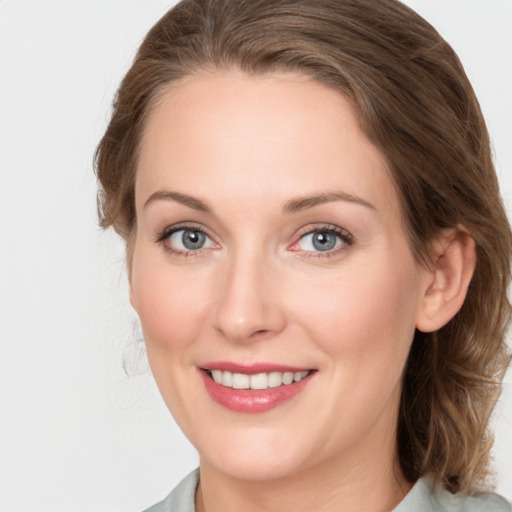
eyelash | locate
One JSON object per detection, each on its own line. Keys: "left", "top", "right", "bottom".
{"left": 290, "top": 224, "right": 354, "bottom": 258}
{"left": 155, "top": 223, "right": 216, "bottom": 257}
{"left": 155, "top": 223, "right": 354, "bottom": 258}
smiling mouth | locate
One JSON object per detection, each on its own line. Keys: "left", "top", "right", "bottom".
{"left": 200, "top": 366, "right": 315, "bottom": 413}
{"left": 205, "top": 369, "right": 312, "bottom": 390}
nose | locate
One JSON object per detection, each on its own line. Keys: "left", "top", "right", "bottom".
{"left": 211, "top": 253, "right": 287, "bottom": 343}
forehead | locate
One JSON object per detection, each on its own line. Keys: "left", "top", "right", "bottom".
{"left": 136, "top": 71, "right": 399, "bottom": 216}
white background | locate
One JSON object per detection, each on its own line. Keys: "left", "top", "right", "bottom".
{"left": 0, "top": 1, "right": 511, "bottom": 511}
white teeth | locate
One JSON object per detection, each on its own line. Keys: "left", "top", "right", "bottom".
{"left": 249, "top": 373, "right": 268, "bottom": 390}
{"left": 208, "top": 369, "right": 311, "bottom": 390}
{"left": 221, "top": 371, "right": 233, "bottom": 387}
{"left": 268, "top": 372, "right": 283, "bottom": 388}
{"left": 232, "top": 373, "right": 250, "bottom": 389}
{"left": 282, "top": 372, "right": 294, "bottom": 385}
{"left": 294, "top": 371, "right": 309, "bottom": 382}
{"left": 212, "top": 369, "right": 223, "bottom": 384}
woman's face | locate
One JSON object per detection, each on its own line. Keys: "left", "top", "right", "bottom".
{"left": 130, "top": 72, "right": 433, "bottom": 481}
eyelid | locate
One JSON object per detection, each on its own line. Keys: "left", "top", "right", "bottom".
{"left": 155, "top": 222, "right": 352, "bottom": 257}
{"left": 156, "top": 222, "right": 207, "bottom": 242}
{"left": 155, "top": 222, "right": 220, "bottom": 255}
{"left": 289, "top": 224, "right": 354, "bottom": 255}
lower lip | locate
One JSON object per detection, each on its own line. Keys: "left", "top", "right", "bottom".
{"left": 200, "top": 370, "right": 313, "bottom": 413}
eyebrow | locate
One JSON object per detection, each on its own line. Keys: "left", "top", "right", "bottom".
{"left": 143, "top": 190, "right": 211, "bottom": 212}
{"left": 143, "top": 189, "right": 376, "bottom": 214}
{"left": 283, "top": 191, "right": 376, "bottom": 214}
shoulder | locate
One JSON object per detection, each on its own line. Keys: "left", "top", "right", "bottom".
{"left": 395, "top": 475, "right": 511, "bottom": 512}
{"left": 140, "top": 470, "right": 511, "bottom": 512}
{"left": 142, "top": 469, "right": 199, "bottom": 512}
{"left": 433, "top": 488, "right": 511, "bottom": 512}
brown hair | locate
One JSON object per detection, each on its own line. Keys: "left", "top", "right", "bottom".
{"left": 95, "top": 0, "right": 511, "bottom": 493}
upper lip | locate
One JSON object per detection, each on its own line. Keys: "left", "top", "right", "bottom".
{"left": 200, "top": 362, "right": 314, "bottom": 374}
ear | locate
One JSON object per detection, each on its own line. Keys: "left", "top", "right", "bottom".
{"left": 129, "top": 281, "right": 135, "bottom": 308}
{"left": 126, "top": 231, "right": 137, "bottom": 309}
{"left": 415, "top": 227, "right": 476, "bottom": 333}
{"left": 128, "top": 265, "right": 138, "bottom": 310}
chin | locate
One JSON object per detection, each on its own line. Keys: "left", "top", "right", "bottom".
{"left": 191, "top": 424, "right": 310, "bottom": 482}
{"left": 203, "top": 450, "right": 305, "bottom": 482}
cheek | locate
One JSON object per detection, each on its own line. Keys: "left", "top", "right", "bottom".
{"left": 130, "top": 248, "right": 211, "bottom": 352}
{"left": 292, "top": 255, "right": 421, "bottom": 369}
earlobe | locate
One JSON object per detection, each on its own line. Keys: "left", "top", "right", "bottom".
{"left": 129, "top": 284, "right": 135, "bottom": 308}
{"left": 127, "top": 263, "right": 137, "bottom": 310}
{"left": 127, "top": 245, "right": 137, "bottom": 310}
{"left": 126, "top": 230, "right": 137, "bottom": 309}
{"left": 415, "top": 227, "right": 476, "bottom": 333}
{"left": 128, "top": 270, "right": 139, "bottom": 311}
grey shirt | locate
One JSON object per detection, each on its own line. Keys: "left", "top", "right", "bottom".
{"left": 143, "top": 469, "right": 511, "bottom": 512}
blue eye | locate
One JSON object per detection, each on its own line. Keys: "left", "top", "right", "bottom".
{"left": 166, "top": 228, "right": 215, "bottom": 252}
{"left": 296, "top": 228, "right": 352, "bottom": 253}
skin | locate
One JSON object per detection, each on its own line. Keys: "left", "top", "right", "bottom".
{"left": 129, "top": 71, "right": 461, "bottom": 512}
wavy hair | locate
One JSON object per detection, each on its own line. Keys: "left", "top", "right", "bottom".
{"left": 95, "top": 0, "right": 511, "bottom": 493}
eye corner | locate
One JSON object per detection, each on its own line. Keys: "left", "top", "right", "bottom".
{"left": 155, "top": 223, "right": 220, "bottom": 257}
{"left": 289, "top": 224, "right": 354, "bottom": 257}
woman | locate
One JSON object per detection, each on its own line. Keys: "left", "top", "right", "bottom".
{"left": 95, "top": 0, "right": 512, "bottom": 510}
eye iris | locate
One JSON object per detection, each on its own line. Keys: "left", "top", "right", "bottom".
{"left": 312, "top": 231, "right": 337, "bottom": 251}
{"left": 182, "top": 230, "right": 205, "bottom": 250}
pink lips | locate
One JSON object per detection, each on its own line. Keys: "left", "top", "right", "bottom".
{"left": 199, "top": 362, "right": 314, "bottom": 414}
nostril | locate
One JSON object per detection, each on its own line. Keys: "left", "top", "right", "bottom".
{"left": 252, "top": 328, "right": 269, "bottom": 335}
{"left": 249, "top": 329, "right": 272, "bottom": 340}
